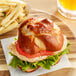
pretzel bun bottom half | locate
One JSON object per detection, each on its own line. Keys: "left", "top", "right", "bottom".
{"left": 18, "top": 56, "right": 61, "bottom": 72}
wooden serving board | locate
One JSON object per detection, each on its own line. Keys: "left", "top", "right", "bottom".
{"left": 0, "top": 10, "right": 76, "bottom": 76}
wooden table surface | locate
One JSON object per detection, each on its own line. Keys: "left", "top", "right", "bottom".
{"left": 0, "top": 0, "right": 76, "bottom": 76}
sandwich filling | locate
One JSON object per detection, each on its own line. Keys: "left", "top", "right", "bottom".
{"left": 8, "top": 35, "right": 67, "bottom": 62}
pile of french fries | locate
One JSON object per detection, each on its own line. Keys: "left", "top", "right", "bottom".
{"left": 0, "top": 0, "right": 29, "bottom": 34}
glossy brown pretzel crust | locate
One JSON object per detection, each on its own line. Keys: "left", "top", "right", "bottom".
{"left": 18, "top": 18, "right": 64, "bottom": 54}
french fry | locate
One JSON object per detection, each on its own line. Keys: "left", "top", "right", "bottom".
{"left": 0, "top": 7, "right": 9, "bottom": 12}
{"left": 1, "top": 0, "right": 26, "bottom": 8}
{"left": 0, "top": 21, "right": 18, "bottom": 35}
{"left": 0, "top": 13, "right": 4, "bottom": 16}
{"left": 0, "top": 2, "right": 17, "bottom": 6}
{"left": 6, "top": 0, "right": 26, "bottom": 7}
{"left": 0, "top": 6, "right": 9, "bottom": 8}
{"left": 0, "top": 0, "right": 8, "bottom": 2}
{"left": 3, "top": 8, "right": 20, "bottom": 27}
{"left": 6, "top": 6, "right": 15, "bottom": 16}
{"left": 1, "top": 6, "right": 19, "bottom": 26}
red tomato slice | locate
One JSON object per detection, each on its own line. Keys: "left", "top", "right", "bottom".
{"left": 17, "top": 40, "right": 54, "bottom": 58}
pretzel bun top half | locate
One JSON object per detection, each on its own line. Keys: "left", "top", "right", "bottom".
{"left": 18, "top": 17, "right": 64, "bottom": 54}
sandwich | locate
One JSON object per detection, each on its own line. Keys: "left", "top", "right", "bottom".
{"left": 8, "top": 17, "right": 70, "bottom": 72}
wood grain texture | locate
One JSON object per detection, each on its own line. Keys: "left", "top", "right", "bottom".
{"left": 0, "top": 11, "right": 76, "bottom": 76}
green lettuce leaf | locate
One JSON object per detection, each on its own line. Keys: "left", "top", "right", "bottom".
{"left": 9, "top": 42, "right": 70, "bottom": 71}
{"left": 9, "top": 56, "right": 19, "bottom": 68}
{"left": 14, "top": 37, "right": 18, "bottom": 41}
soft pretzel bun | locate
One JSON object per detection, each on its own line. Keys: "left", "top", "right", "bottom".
{"left": 19, "top": 66, "right": 40, "bottom": 72}
{"left": 18, "top": 17, "right": 64, "bottom": 54}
